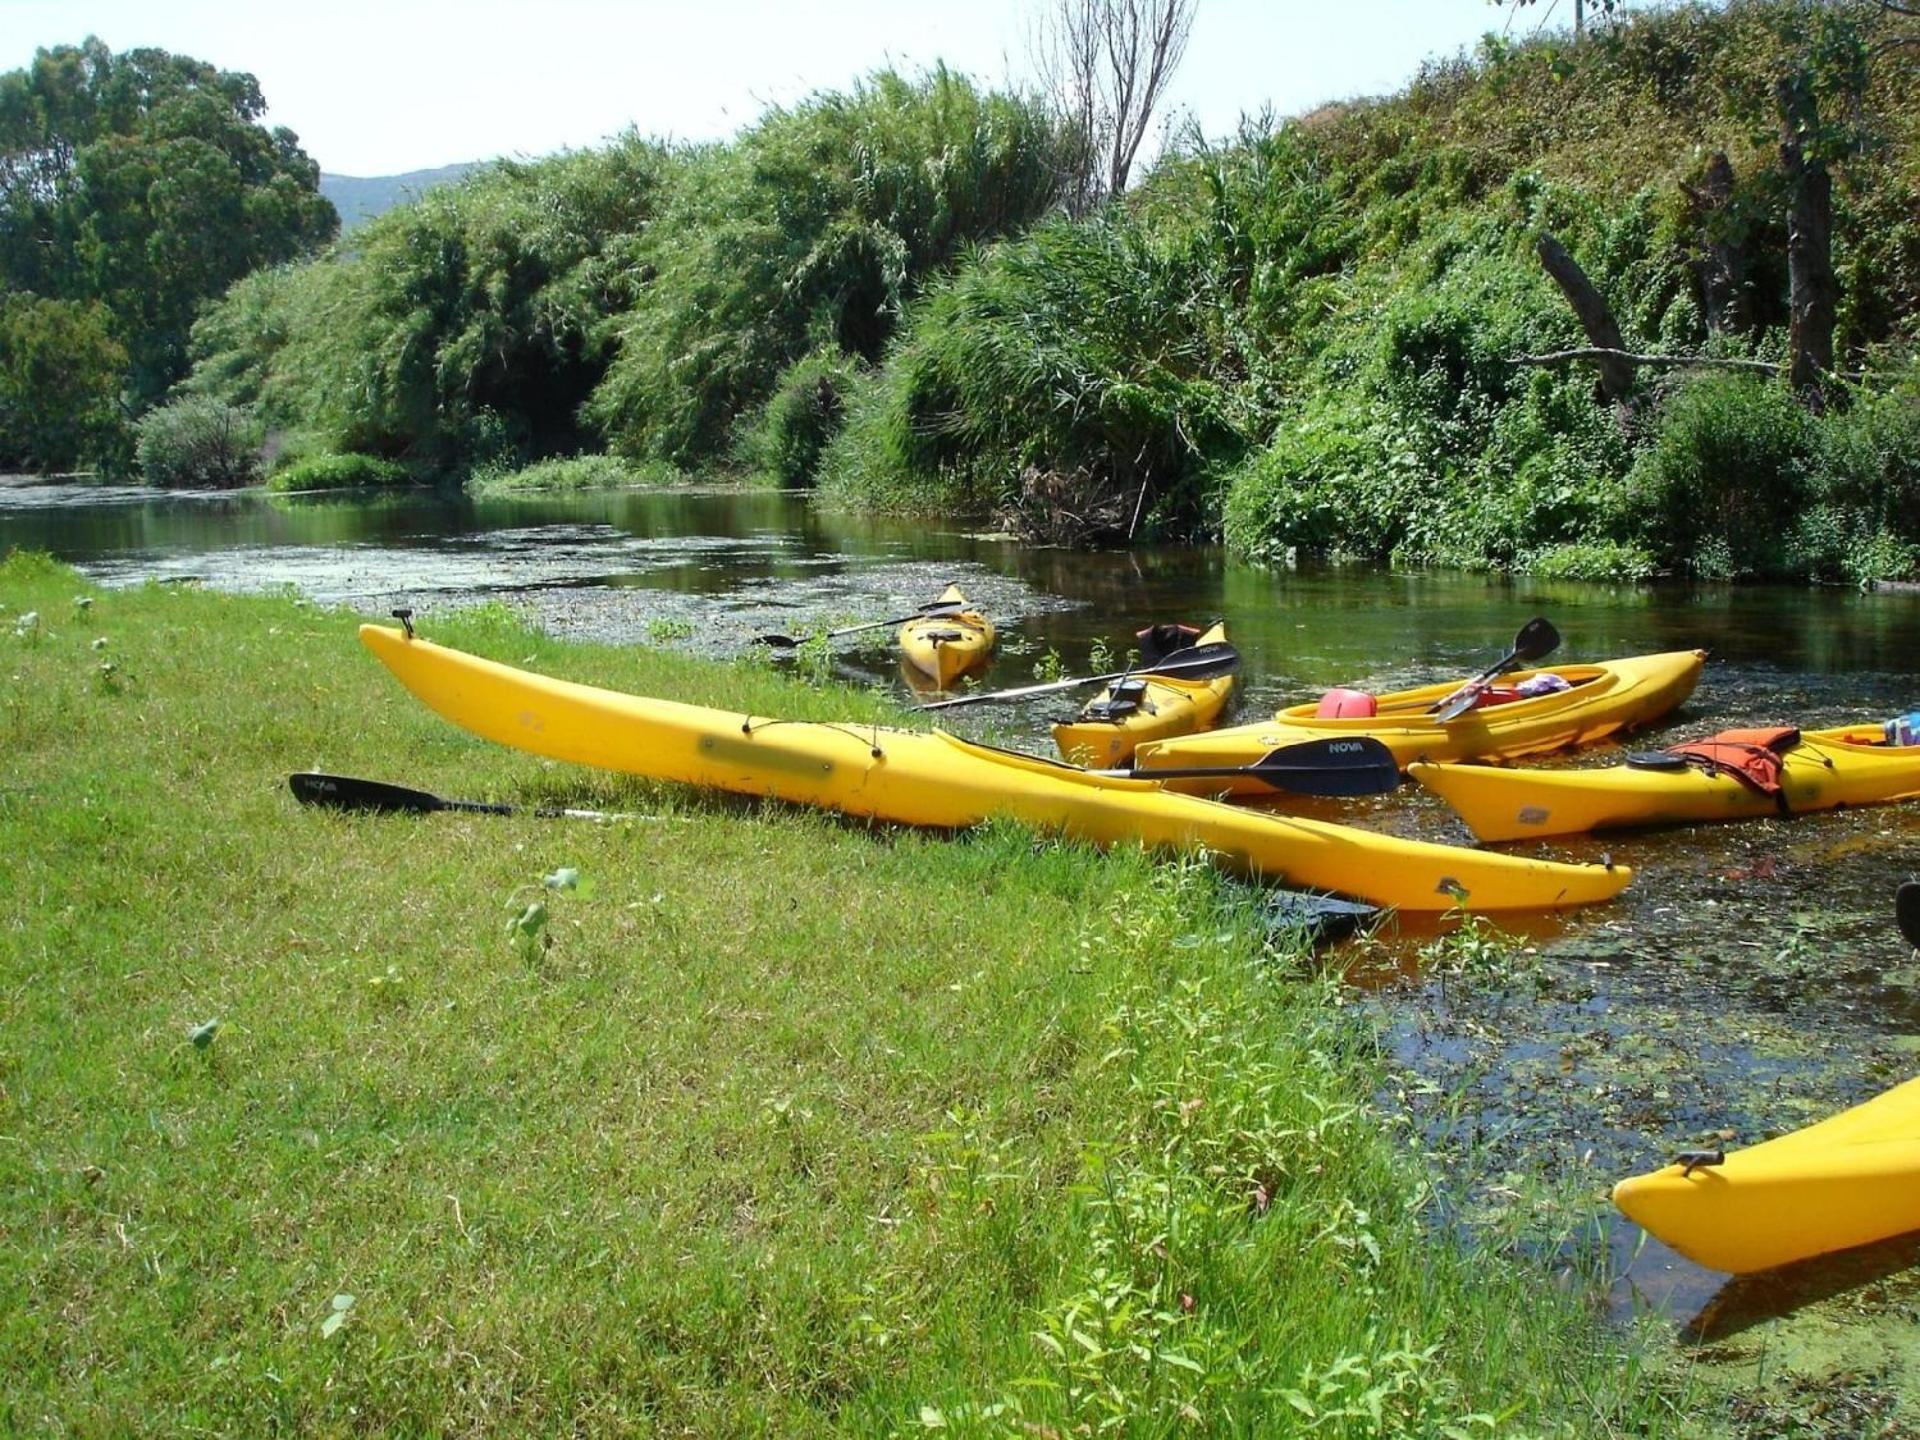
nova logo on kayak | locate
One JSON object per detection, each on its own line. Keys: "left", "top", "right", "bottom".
{"left": 1326, "top": 741, "right": 1367, "bottom": 755}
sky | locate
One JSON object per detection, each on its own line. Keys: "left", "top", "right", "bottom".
{"left": 0, "top": 0, "right": 1624, "bottom": 177}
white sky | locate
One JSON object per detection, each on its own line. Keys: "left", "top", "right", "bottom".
{"left": 0, "top": 0, "right": 1630, "bottom": 176}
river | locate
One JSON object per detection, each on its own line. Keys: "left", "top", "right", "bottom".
{"left": 8, "top": 474, "right": 1920, "bottom": 1361}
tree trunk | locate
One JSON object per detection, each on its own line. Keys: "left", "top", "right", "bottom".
{"left": 1683, "top": 151, "right": 1749, "bottom": 336}
{"left": 1535, "top": 232, "right": 1636, "bottom": 405}
{"left": 1778, "top": 76, "right": 1836, "bottom": 409}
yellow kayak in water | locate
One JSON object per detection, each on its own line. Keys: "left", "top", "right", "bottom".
{"left": 357, "top": 624, "right": 1632, "bottom": 913}
{"left": 899, "top": 584, "right": 994, "bottom": 689}
{"left": 1412, "top": 725, "right": 1920, "bottom": 842}
{"left": 1053, "top": 621, "right": 1237, "bottom": 768}
{"left": 1133, "top": 650, "right": 1707, "bottom": 798}
{"left": 1613, "top": 1075, "right": 1920, "bottom": 1274}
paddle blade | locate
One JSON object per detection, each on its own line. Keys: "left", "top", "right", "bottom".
{"left": 1898, "top": 881, "right": 1920, "bottom": 951}
{"left": 290, "top": 772, "right": 447, "bottom": 815}
{"left": 1147, "top": 641, "right": 1241, "bottom": 682}
{"left": 1513, "top": 616, "right": 1561, "bottom": 664}
{"left": 1249, "top": 737, "right": 1402, "bottom": 796}
{"left": 751, "top": 633, "right": 802, "bottom": 648}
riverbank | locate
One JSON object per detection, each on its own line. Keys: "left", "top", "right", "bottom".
{"left": 0, "top": 552, "right": 1688, "bottom": 1434}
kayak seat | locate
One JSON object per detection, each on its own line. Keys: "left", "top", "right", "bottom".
{"left": 1316, "top": 687, "right": 1377, "bottom": 719}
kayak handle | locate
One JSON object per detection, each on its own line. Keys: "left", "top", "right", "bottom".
{"left": 1675, "top": 1149, "right": 1724, "bottom": 1176}
{"left": 392, "top": 607, "right": 415, "bottom": 640}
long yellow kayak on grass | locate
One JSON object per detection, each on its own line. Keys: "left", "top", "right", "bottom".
{"left": 1132, "top": 650, "right": 1706, "bottom": 798}
{"left": 1411, "top": 725, "right": 1920, "bottom": 842}
{"left": 358, "top": 625, "right": 1631, "bottom": 913}
{"left": 1613, "top": 1075, "right": 1920, "bottom": 1274}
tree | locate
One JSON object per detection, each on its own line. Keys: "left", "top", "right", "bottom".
{"left": 0, "top": 38, "right": 335, "bottom": 461}
{"left": 1030, "top": 0, "right": 1198, "bottom": 215}
{"left": 0, "top": 294, "right": 127, "bottom": 470}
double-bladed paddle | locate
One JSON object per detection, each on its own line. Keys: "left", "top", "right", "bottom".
{"left": 753, "top": 599, "right": 968, "bottom": 649}
{"left": 1100, "top": 736, "right": 1401, "bottom": 798}
{"left": 290, "top": 772, "right": 638, "bottom": 822}
{"left": 1431, "top": 617, "right": 1562, "bottom": 724}
{"left": 919, "top": 642, "right": 1242, "bottom": 711}
{"left": 1898, "top": 881, "right": 1920, "bottom": 950}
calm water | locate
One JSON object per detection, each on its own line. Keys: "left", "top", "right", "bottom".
{"left": 10, "top": 474, "right": 1920, "bottom": 1338}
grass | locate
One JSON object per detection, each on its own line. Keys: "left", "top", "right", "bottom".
{"left": 0, "top": 552, "right": 1682, "bottom": 1436}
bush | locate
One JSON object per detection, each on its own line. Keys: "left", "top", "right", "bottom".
{"left": 1795, "top": 372, "right": 1920, "bottom": 583}
{"left": 1220, "top": 399, "right": 1407, "bottom": 562}
{"left": 1623, "top": 372, "right": 1816, "bottom": 578}
{"left": 264, "top": 453, "right": 409, "bottom": 492}
{"left": 1525, "top": 540, "right": 1658, "bottom": 581}
{"left": 465, "top": 454, "right": 671, "bottom": 494}
{"left": 134, "top": 398, "right": 262, "bottom": 488}
{"left": 744, "top": 349, "right": 865, "bottom": 486}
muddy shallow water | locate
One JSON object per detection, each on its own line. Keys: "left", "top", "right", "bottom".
{"left": 9, "top": 475, "right": 1920, "bottom": 1401}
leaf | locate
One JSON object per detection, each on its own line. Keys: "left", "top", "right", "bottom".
{"left": 543, "top": 867, "right": 581, "bottom": 892}
{"left": 320, "top": 1292, "right": 354, "bottom": 1339}
{"left": 1281, "top": 1390, "right": 1316, "bottom": 1417}
{"left": 917, "top": 1406, "right": 946, "bottom": 1429}
{"left": 189, "top": 1019, "right": 220, "bottom": 1049}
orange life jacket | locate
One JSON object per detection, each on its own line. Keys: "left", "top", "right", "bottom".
{"left": 1665, "top": 726, "right": 1802, "bottom": 810}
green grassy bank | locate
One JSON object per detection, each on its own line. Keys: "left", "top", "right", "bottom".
{"left": 0, "top": 554, "right": 1675, "bottom": 1436}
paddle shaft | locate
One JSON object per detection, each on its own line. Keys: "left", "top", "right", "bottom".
{"left": 1432, "top": 618, "right": 1561, "bottom": 722}
{"left": 755, "top": 600, "right": 968, "bottom": 648}
{"left": 920, "top": 643, "right": 1239, "bottom": 711}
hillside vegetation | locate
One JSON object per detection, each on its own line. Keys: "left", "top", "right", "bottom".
{"left": 172, "top": 1, "right": 1920, "bottom": 580}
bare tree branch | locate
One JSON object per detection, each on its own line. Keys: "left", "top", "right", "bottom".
{"left": 1030, "top": 0, "right": 1197, "bottom": 214}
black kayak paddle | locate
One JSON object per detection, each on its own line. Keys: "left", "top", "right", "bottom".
{"left": 1099, "top": 736, "right": 1402, "bottom": 798}
{"left": 920, "top": 641, "right": 1242, "bottom": 711}
{"left": 1431, "top": 617, "right": 1562, "bottom": 723}
{"left": 290, "top": 772, "right": 635, "bottom": 822}
{"left": 753, "top": 598, "right": 968, "bottom": 649}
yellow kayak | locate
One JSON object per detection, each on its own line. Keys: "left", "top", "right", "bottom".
{"left": 899, "top": 584, "right": 994, "bottom": 689}
{"left": 1133, "top": 650, "right": 1707, "bottom": 799}
{"left": 358, "top": 624, "right": 1632, "bottom": 913}
{"left": 1053, "top": 621, "right": 1236, "bottom": 768}
{"left": 1614, "top": 1075, "right": 1920, "bottom": 1274}
{"left": 1412, "top": 725, "right": 1920, "bottom": 842}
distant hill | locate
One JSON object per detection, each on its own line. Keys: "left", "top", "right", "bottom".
{"left": 320, "top": 163, "right": 484, "bottom": 231}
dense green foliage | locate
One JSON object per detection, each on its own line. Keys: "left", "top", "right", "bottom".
{"left": 739, "top": 346, "right": 868, "bottom": 486}
{"left": 187, "top": 137, "right": 674, "bottom": 471}
{"left": 184, "top": 69, "right": 1066, "bottom": 482}
{"left": 2, "top": 552, "right": 1688, "bottom": 1435}
{"left": 0, "top": 294, "right": 126, "bottom": 471}
{"left": 0, "top": 38, "right": 335, "bottom": 468}
{"left": 822, "top": 0, "right": 1920, "bottom": 577}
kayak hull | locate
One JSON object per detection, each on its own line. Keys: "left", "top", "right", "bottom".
{"left": 1613, "top": 1075, "right": 1920, "bottom": 1274}
{"left": 1053, "top": 621, "right": 1235, "bottom": 768}
{"left": 900, "top": 584, "right": 994, "bottom": 688}
{"left": 1134, "top": 650, "right": 1706, "bottom": 798}
{"left": 1412, "top": 725, "right": 1920, "bottom": 841}
{"left": 358, "top": 625, "right": 1632, "bottom": 914}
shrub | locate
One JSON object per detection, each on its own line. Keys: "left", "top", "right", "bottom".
{"left": 264, "top": 453, "right": 409, "bottom": 492}
{"left": 1525, "top": 540, "right": 1658, "bottom": 581}
{"left": 1221, "top": 399, "right": 1406, "bottom": 562}
{"left": 744, "top": 349, "right": 865, "bottom": 487}
{"left": 1623, "top": 372, "right": 1816, "bottom": 578}
{"left": 134, "top": 398, "right": 262, "bottom": 488}
{"left": 465, "top": 454, "right": 670, "bottom": 494}
{"left": 1795, "top": 371, "right": 1920, "bottom": 582}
